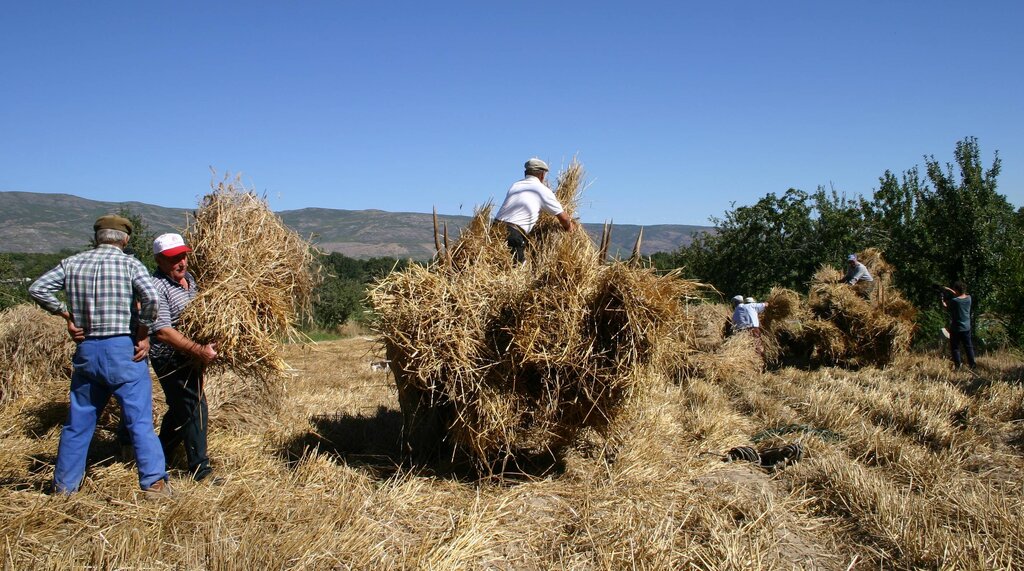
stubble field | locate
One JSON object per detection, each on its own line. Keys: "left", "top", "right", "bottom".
{"left": 1, "top": 336, "right": 1022, "bottom": 570}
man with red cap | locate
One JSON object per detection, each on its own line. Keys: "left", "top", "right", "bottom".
{"left": 149, "top": 233, "right": 219, "bottom": 482}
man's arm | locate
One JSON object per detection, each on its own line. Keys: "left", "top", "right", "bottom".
{"left": 154, "top": 326, "right": 217, "bottom": 365}
{"left": 130, "top": 265, "right": 160, "bottom": 362}
{"left": 29, "top": 264, "right": 83, "bottom": 341}
{"left": 556, "top": 211, "right": 574, "bottom": 232}
{"left": 131, "top": 267, "right": 160, "bottom": 329}
{"left": 28, "top": 264, "right": 68, "bottom": 315}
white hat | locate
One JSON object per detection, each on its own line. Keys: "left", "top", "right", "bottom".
{"left": 524, "top": 158, "right": 549, "bottom": 172}
{"left": 153, "top": 233, "right": 192, "bottom": 257}
{"left": 745, "top": 297, "right": 755, "bottom": 304}
{"left": 731, "top": 295, "right": 744, "bottom": 304}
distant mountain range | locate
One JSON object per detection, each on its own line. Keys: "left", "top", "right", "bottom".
{"left": 0, "top": 191, "right": 712, "bottom": 259}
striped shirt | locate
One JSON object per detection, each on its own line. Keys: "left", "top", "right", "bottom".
{"left": 149, "top": 269, "right": 198, "bottom": 366}
{"left": 29, "top": 244, "right": 159, "bottom": 338}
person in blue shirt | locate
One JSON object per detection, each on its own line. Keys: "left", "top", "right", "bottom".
{"left": 942, "top": 280, "right": 977, "bottom": 369}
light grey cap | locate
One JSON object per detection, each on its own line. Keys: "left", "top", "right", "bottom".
{"left": 745, "top": 297, "right": 755, "bottom": 304}
{"left": 524, "top": 158, "right": 549, "bottom": 172}
{"left": 732, "top": 295, "right": 744, "bottom": 304}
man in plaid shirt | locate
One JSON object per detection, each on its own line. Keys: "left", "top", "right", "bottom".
{"left": 29, "top": 215, "right": 170, "bottom": 496}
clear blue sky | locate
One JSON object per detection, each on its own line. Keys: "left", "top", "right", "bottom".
{"left": 2, "top": 1, "right": 1021, "bottom": 226}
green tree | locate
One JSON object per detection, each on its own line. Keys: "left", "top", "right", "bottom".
{"left": 0, "top": 253, "right": 28, "bottom": 310}
{"left": 919, "top": 137, "right": 1009, "bottom": 317}
{"left": 116, "top": 207, "right": 158, "bottom": 271}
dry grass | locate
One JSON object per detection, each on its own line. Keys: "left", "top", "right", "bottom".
{"left": 0, "top": 304, "right": 74, "bottom": 405}
{"left": 0, "top": 334, "right": 1022, "bottom": 569}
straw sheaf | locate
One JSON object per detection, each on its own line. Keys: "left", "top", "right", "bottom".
{"left": 178, "top": 179, "right": 321, "bottom": 414}
{"left": 371, "top": 160, "right": 702, "bottom": 469}
{"left": 0, "top": 304, "right": 75, "bottom": 404}
{"left": 804, "top": 252, "right": 916, "bottom": 367}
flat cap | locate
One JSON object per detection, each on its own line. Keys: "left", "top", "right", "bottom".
{"left": 94, "top": 214, "right": 134, "bottom": 235}
{"left": 524, "top": 158, "right": 549, "bottom": 172}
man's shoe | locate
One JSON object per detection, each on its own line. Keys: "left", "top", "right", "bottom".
{"left": 143, "top": 479, "right": 174, "bottom": 499}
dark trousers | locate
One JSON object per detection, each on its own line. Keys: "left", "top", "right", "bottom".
{"left": 949, "top": 330, "right": 977, "bottom": 369}
{"left": 502, "top": 222, "right": 528, "bottom": 263}
{"left": 153, "top": 359, "right": 211, "bottom": 480}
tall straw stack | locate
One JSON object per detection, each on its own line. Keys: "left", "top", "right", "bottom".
{"left": 0, "top": 304, "right": 75, "bottom": 405}
{"left": 755, "top": 252, "right": 916, "bottom": 368}
{"left": 178, "top": 177, "right": 320, "bottom": 422}
{"left": 371, "top": 160, "right": 702, "bottom": 472}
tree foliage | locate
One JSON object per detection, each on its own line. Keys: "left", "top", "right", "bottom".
{"left": 667, "top": 137, "right": 1022, "bottom": 346}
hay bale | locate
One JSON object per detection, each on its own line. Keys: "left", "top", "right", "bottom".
{"left": 687, "top": 333, "right": 763, "bottom": 382}
{"left": 371, "top": 160, "right": 702, "bottom": 471}
{"left": 178, "top": 177, "right": 321, "bottom": 421}
{"left": 688, "top": 303, "right": 731, "bottom": 352}
{"left": 805, "top": 253, "right": 916, "bottom": 367}
{"left": 0, "top": 304, "right": 74, "bottom": 405}
{"left": 761, "top": 287, "right": 802, "bottom": 329}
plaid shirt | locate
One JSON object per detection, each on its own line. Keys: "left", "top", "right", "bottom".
{"left": 29, "top": 244, "right": 159, "bottom": 338}
{"left": 149, "top": 269, "right": 198, "bottom": 366}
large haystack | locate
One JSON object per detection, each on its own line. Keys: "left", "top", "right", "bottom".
{"left": 370, "top": 160, "right": 701, "bottom": 471}
{"left": 0, "top": 304, "right": 75, "bottom": 405}
{"left": 179, "top": 177, "right": 320, "bottom": 421}
{"left": 758, "top": 250, "right": 916, "bottom": 368}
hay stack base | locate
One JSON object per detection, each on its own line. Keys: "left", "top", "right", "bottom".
{"left": 371, "top": 161, "right": 701, "bottom": 473}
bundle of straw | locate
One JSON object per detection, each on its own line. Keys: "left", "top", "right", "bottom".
{"left": 178, "top": 177, "right": 320, "bottom": 418}
{"left": 804, "top": 251, "right": 916, "bottom": 367}
{"left": 0, "top": 304, "right": 74, "bottom": 405}
{"left": 371, "top": 160, "right": 702, "bottom": 471}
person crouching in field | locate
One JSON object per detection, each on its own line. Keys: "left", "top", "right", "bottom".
{"left": 149, "top": 233, "right": 219, "bottom": 482}
{"left": 942, "top": 280, "right": 977, "bottom": 370}
{"left": 842, "top": 254, "right": 875, "bottom": 299}
{"left": 494, "top": 158, "right": 575, "bottom": 262}
{"left": 28, "top": 215, "right": 170, "bottom": 496}
{"left": 730, "top": 295, "right": 769, "bottom": 353}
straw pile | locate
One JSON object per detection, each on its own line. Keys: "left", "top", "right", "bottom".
{"left": 757, "top": 250, "right": 916, "bottom": 368}
{"left": 0, "top": 304, "right": 75, "bottom": 405}
{"left": 178, "top": 177, "right": 320, "bottom": 421}
{"left": 371, "top": 160, "right": 701, "bottom": 471}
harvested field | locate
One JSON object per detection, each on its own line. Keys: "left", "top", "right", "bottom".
{"left": 1, "top": 336, "right": 1022, "bottom": 569}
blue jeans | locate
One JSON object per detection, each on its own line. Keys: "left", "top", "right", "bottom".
{"left": 53, "top": 336, "right": 167, "bottom": 493}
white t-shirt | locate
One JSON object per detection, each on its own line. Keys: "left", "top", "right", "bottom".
{"left": 732, "top": 302, "right": 767, "bottom": 330}
{"left": 494, "top": 176, "right": 564, "bottom": 233}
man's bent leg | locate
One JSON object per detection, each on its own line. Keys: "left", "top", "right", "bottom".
{"left": 950, "top": 334, "right": 963, "bottom": 368}
{"left": 159, "top": 364, "right": 211, "bottom": 479}
{"left": 961, "top": 331, "right": 978, "bottom": 368}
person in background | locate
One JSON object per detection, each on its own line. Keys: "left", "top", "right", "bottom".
{"left": 28, "top": 215, "right": 169, "bottom": 496}
{"left": 149, "top": 233, "right": 219, "bottom": 482}
{"left": 842, "top": 254, "right": 875, "bottom": 299}
{"left": 494, "top": 158, "right": 574, "bottom": 262}
{"left": 942, "top": 280, "right": 977, "bottom": 370}
{"left": 731, "top": 295, "right": 769, "bottom": 336}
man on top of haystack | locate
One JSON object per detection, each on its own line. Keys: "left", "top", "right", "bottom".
{"left": 842, "top": 253, "right": 875, "bottom": 299}
{"left": 494, "top": 158, "right": 575, "bottom": 262}
{"left": 149, "top": 233, "right": 219, "bottom": 483}
{"left": 28, "top": 215, "right": 170, "bottom": 497}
